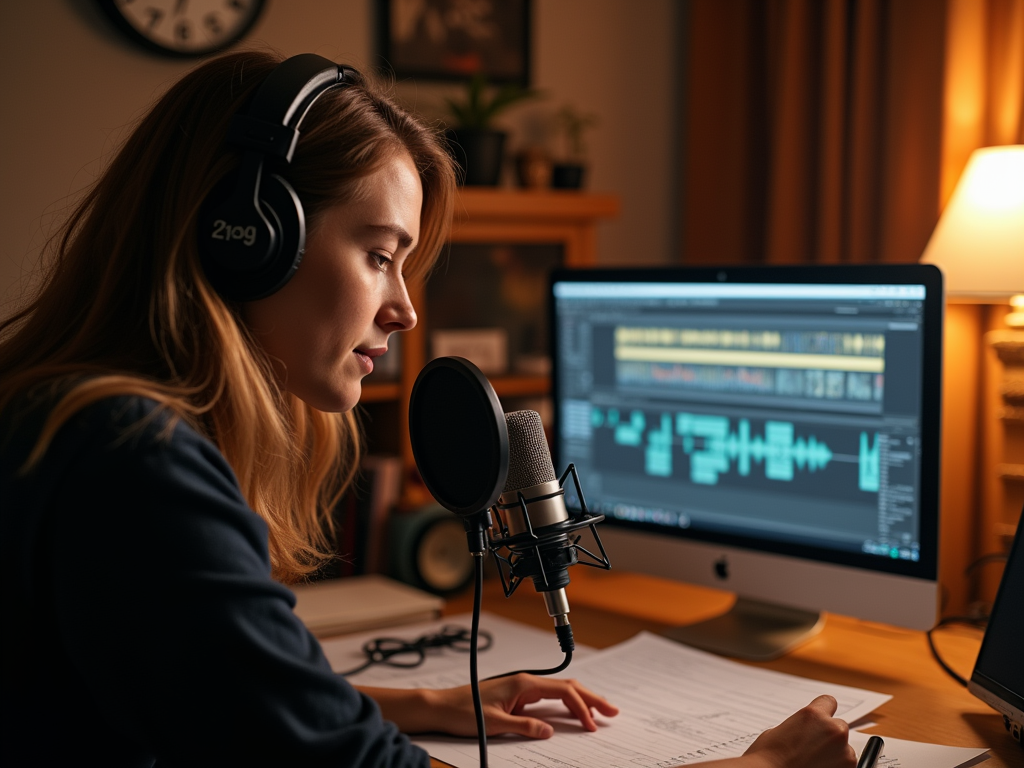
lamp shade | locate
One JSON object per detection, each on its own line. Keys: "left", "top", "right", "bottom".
{"left": 920, "top": 145, "right": 1024, "bottom": 300}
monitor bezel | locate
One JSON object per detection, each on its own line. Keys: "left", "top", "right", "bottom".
{"left": 549, "top": 263, "right": 944, "bottom": 583}
{"left": 969, "top": 513, "right": 1024, "bottom": 724}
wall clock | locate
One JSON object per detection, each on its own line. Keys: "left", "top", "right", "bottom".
{"left": 95, "top": 0, "right": 267, "bottom": 58}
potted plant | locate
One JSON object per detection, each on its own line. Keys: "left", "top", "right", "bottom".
{"left": 552, "top": 104, "right": 598, "bottom": 189}
{"left": 444, "top": 74, "right": 539, "bottom": 186}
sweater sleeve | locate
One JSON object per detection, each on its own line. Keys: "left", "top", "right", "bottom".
{"left": 43, "top": 398, "right": 429, "bottom": 768}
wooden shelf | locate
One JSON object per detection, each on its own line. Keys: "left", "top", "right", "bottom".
{"left": 360, "top": 382, "right": 401, "bottom": 403}
{"left": 490, "top": 375, "right": 551, "bottom": 399}
{"left": 449, "top": 189, "right": 620, "bottom": 267}
{"left": 453, "top": 188, "right": 620, "bottom": 224}
{"left": 361, "top": 376, "right": 551, "bottom": 405}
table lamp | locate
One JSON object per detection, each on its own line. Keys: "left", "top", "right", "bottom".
{"left": 921, "top": 145, "right": 1024, "bottom": 618}
{"left": 920, "top": 145, "right": 1024, "bottom": 316}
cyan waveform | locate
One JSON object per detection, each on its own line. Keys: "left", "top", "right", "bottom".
{"left": 591, "top": 407, "right": 880, "bottom": 492}
{"left": 859, "top": 432, "right": 880, "bottom": 492}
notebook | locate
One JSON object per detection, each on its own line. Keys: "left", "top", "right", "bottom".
{"left": 291, "top": 575, "right": 444, "bottom": 638}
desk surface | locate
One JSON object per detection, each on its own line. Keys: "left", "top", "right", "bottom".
{"left": 440, "top": 569, "right": 1022, "bottom": 768}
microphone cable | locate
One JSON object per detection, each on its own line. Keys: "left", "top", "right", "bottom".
{"left": 484, "top": 645, "right": 572, "bottom": 680}
{"left": 470, "top": 550, "right": 489, "bottom": 768}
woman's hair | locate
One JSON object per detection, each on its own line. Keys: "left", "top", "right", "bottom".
{"left": 0, "top": 49, "right": 457, "bottom": 583}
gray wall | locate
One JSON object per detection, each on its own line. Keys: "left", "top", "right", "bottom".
{"left": 0, "top": 0, "right": 680, "bottom": 307}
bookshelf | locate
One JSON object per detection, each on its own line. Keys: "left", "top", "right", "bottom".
{"left": 360, "top": 188, "right": 619, "bottom": 509}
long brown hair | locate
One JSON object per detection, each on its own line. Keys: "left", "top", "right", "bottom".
{"left": 0, "top": 50, "right": 456, "bottom": 583}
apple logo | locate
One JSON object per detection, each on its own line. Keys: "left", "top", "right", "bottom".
{"left": 714, "top": 556, "right": 729, "bottom": 580}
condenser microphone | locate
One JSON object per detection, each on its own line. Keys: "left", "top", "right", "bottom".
{"left": 496, "top": 411, "right": 575, "bottom": 629}
{"left": 491, "top": 410, "right": 611, "bottom": 652}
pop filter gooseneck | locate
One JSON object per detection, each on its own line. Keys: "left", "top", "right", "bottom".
{"left": 408, "top": 356, "right": 507, "bottom": 768}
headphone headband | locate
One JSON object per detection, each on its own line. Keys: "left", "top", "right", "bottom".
{"left": 226, "top": 56, "right": 360, "bottom": 162}
{"left": 198, "top": 54, "right": 360, "bottom": 301}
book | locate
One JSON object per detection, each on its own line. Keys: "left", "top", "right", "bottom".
{"left": 331, "top": 454, "right": 403, "bottom": 579}
{"left": 357, "top": 455, "right": 403, "bottom": 575}
{"left": 291, "top": 574, "right": 444, "bottom": 638}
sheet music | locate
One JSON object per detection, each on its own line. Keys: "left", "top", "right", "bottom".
{"left": 414, "top": 630, "right": 891, "bottom": 767}
{"left": 848, "top": 731, "right": 989, "bottom": 768}
{"left": 323, "top": 615, "right": 987, "bottom": 768}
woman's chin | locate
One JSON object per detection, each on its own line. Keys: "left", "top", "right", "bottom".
{"left": 291, "top": 382, "right": 362, "bottom": 414}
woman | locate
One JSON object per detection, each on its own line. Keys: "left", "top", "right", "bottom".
{"left": 0, "top": 50, "right": 853, "bottom": 767}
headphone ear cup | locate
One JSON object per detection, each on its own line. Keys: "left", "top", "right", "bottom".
{"left": 200, "top": 173, "right": 306, "bottom": 302}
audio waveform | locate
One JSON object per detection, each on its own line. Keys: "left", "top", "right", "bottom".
{"left": 616, "top": 361, "right": 883, "bottom": 403}
{"left": 591, "top": 407, "right": 880, "bottom": 492}
{"left": 615, "top": 327, "right": 886, "bottom": 356}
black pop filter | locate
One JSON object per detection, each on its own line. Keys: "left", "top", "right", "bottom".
{"left": 409, "top": 357, "right": 509, "bottom": 517}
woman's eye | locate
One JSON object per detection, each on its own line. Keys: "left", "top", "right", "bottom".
{"left": 371, "top": 252, "right": 393, "bottom": 271}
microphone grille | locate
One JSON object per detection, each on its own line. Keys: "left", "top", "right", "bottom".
{"left": 503, "top": 410, "right": 557, "bottom": 492}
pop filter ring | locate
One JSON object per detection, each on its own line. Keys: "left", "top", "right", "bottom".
{"left": 408, "top": 356, "right": 509, "bottom": 517}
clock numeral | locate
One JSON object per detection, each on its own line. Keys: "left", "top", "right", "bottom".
{"left": 204, "top": 13, "right": 223, "bottom": 36}
{"left": 227, "top": 0, "right": 247, "bottom": 11}
{"left": 145, "top": 8, "right": 164, "bottom": 29}
{"left": 175, "top": 20, "right": 191, "bottom": 41}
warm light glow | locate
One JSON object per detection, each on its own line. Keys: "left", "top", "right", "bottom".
{"left": 1009, "top": 294, "right": 1024, "bottom": 328}
{"left": 961, "top": 152, "right": 1024, "bottom": 210}
{"left": 920, "top": 145, "right": 1024, "bottom": 300}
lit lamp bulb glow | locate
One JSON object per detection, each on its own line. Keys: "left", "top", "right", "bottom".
{"left": 1008, "top": 294, "right": 1024, "bottom": 328}
{"left": 920, "top": 145, "right": 1024, "bottom": 301}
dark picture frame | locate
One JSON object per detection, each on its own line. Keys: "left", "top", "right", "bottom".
{"left": 377, "top": 0, "right": 531, "bottom": 86}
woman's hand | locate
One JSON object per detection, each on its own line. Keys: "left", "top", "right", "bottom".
{"left": 358, "top": 674, "right": 619, "bottom": 739}
{"left": 730, "top": 695, "right": 857, "bottom": 768}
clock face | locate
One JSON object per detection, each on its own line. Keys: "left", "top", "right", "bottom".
{"left": 96, "top": 0, "right": 267, "bottom": 57}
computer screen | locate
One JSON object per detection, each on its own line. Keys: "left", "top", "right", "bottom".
{"left": 550, "top": 264, "right": 943, "bottom": 659}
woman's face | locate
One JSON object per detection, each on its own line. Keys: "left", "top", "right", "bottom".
{"left": 243, "top": 151, "right": 422, "bottom": 412}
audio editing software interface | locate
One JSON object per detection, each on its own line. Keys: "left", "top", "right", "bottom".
{"left": 552, "top": 281, "right": 928, "bottom": 563}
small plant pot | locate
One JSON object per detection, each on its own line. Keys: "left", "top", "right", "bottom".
{"left": 551, "top": 162, "right": 586, "bottom": 189}
{"left": 445, "top": 128, "right": 507, "bottom": 186}
{"left": 515, "top": 147, "right": 553, "bottom": 188}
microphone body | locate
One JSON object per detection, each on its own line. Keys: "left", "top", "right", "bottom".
{"left": 494, "top": 410, "right": 580, "bottom": 628}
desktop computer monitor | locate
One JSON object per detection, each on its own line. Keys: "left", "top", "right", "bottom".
{"left": 549, "top": 264, "right": 943, "bottom": 660}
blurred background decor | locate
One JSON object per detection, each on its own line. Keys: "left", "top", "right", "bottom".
{"left": 552, "top": 103, "right": 599, "bottom": 189}
{"left": 443, "top": 72, "right": 541, "bottom": 185}
{"left": 376, "top": 0, "right": 530, "bottom": 85}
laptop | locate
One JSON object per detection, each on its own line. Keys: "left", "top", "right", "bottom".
{"left": 968, "top": 508, "right": 1024, "bottom": 745}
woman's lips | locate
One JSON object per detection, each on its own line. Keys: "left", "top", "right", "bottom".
{"left": 354, "top": 347, "right": 387, "bottom": 375}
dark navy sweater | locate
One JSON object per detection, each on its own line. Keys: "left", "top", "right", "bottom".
{"left": 0, "top": 394, "right": 429, "bottom": 767}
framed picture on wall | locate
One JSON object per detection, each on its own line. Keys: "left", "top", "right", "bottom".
{"left": 377, "top": 0, "right": 531, "bottom": 86}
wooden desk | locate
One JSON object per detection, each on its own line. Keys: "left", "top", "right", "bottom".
{"left": 441, "top": 569, "right": 1023, "bottom": 768}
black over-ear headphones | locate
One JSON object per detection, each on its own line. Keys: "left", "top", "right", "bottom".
{"left": 198, "top": 54, "right": 360, "bottom": 301}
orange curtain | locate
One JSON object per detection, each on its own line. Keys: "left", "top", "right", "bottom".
{"left": 940, "top": 0, "right": 1024, "bottom": 207}
{"left": 680, "top": 0, "right": 1024, "bottom": 266}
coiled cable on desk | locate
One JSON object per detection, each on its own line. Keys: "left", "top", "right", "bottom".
{"left": 338, "top": 624, "right": 493, "bottom": 677}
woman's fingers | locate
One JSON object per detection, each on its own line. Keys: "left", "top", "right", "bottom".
{"left": 744, "top": 695, "right": 856, "bottom": 768}
{"left": 487, "top": 711, "right": 555, "bottom": 739}
{"left": 806, "top": 694, "right": 839, "bottom": 716}
{"left": 482, "top": 674, "right": 619, "bottom": 737}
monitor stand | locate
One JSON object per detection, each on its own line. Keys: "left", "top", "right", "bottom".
{"left": 662, "top": 597, "right": 825, "bottom": 661}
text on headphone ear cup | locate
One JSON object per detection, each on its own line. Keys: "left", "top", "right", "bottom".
{"left": 200, "top": 173, "right": 306, "bottom": 302}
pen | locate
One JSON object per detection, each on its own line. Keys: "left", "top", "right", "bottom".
{"left": 856, "top": 735, "right": 884, "bottom": 768}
